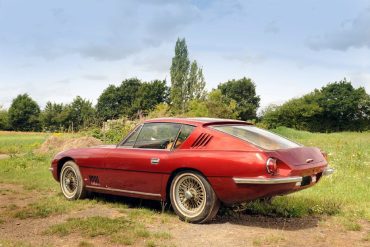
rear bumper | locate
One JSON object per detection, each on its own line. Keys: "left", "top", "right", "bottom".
{"left": 323, "top": 167, "right": 334, "bottom": 176}
{"left": 211, "top": 166, "right": 335, "bottom": 205}
{"left": 233, "top": 166, "right": 334, "bottom": 185}
{"left": 233, "top": 176, "right": 302, "bottom": 184}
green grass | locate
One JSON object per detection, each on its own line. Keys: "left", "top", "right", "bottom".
{"left": 45, "top": 216, "right": 167, "bottom": 246}
{"left": 268, "top": 127, "right": 370, "bottom": 225}
{"left": 0, "top": 131, "right": 48, "bottom": 154}
{"left": 13, "top": 195, "right": 82, "bottom": 219}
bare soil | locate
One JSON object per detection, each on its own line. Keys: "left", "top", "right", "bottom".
{"left": 0, "top": 154, "right": 10, "bottom": 160}
{"left": 36, "top": 136, "right": 103, "bottom": 155}
{"left": 0, "top": 183, "right": 369, "bottom": 247}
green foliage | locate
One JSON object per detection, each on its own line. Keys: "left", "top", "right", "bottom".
{"left": 147, "top": 103, "right": 173, "bottom": 118}
{"left": 89, "top": 119, "right": 138, "bottom": 144}
{"left": 96, "top": 79, "right": 168, "bottom": 121}
{"left": 262, "top": 79, "right": 370, "bottom": 132}
{"left": 8, "top": 94, "right": 41, "bottom": 131}
{"left": 40, "top": 102, "right": 70, "bottom": 132}
{"left": 0, "top": 106, "right": 10, "bottom": 130}
{"left": 68, "top": 96, "right": 96, "bottom": 131}
{"left": 185, "top": 89, "right": 239, "bottom": 118}
{"left": 218, "top": 77, "right": 260, "bottom": 120}
{"left": 132, "top": 80, "right": 169, "bottom": 116}
{"left": 187, "top": 60, "right": 206, "bottom": 101}
{"left": 170, "top": 38, "right": 190, "bottom": 112}
{"left": 170, "top": 38, "right": 206, "bottom": 113}
{"left": 96, "top": 85, "right": 121, "bottom": 120}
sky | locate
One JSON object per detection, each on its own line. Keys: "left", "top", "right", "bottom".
{"left": 1, "top": 0, "right": 370, "bottom": 111}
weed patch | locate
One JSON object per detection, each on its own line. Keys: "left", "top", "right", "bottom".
{"left": 45, "top": 215, "right": 170, "bottom": 246}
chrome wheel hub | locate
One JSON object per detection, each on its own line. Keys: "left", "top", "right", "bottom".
{"left": 185, "top": 190, "right": 193, "bottom": 200}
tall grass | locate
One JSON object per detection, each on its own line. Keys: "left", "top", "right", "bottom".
{"left": 271, "top": 127, "right": 370, "bottom": 221}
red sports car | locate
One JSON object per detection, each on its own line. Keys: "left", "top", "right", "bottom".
{"left": 50, "top": 118, "right": 334, "bottom": 223}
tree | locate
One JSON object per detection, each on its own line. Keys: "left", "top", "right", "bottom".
{"left": 262, "top": 79, "right": 370, "bottom": 132}
{"left": 8, "top": 94, "right": 41, "bottom": 131}
{"left": 96, "top": 85, "right": 121, "bottom": 121}
{"left": 40, "top": 102, "right": 70, "bottom": 131}
{"left": 317, "top": 79, "right": 370, "bottom": 131}
{"left": 187, "top": 61, "right": 206, "bottom": 101}
{"left": 218, "top": 77, "right": 260, "bottom": 120}
{"left": 186, "top": 90, "right": 239, "bottom": 119}
{"left": 68, "top": 96, "right": 95, "bottom": 130}
{"left": 132, "top": 80, "right": 169, "bottom": 117}
{"left": 0, "top": 106, "right": 9, "bottom": 130}
{"left": 96, "top": 78, "right": 169, "bottom": 120}
{"left": 170, "top": 38, "right": 190, "bottom": 112}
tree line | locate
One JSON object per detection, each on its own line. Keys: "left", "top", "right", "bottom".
{"left": 0, "top": 38, "right": 369, "bottom": 132}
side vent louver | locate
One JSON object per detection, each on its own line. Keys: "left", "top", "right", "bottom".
{"left": 89, "top": 175, "right": 100, "bottom": 185}
{"left": 191, "top": 133, "right": 213, "bottom": 148}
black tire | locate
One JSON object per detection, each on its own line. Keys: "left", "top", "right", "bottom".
{"left": 170, "top": 171, "right": 220, "bottom": 223}
{"left": 60, "top": 161, "right": 87, "bottom": 200}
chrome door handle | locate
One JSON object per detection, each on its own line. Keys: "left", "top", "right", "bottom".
{"left": 151, "top": 158, "right": 160, "bottom": 165}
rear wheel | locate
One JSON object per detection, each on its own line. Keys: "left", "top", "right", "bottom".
{"left": 60, "top": 161, "right": 87, "bottom": 200}
{"left": 170, "top": 171, "right": 220, "bottom": 223}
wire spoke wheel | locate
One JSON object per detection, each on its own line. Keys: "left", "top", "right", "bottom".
{"left": 61, "top": 165, "right": 79, "bottom": 199}
{"left": 173, "top": 173, "right": 207, "bottom": 218}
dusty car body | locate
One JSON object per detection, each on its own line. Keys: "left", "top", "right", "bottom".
{"left": 50, "top": 118, "right": 334, "bottom": 223}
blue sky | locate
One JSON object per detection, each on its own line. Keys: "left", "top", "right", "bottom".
{"left": 1, "top": 0, "right": 369, "bottom": 110}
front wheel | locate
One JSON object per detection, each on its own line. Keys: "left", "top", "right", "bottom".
{"left": 60, "top": 161, "right": 87, "bottom": 200}
{"left": 170, "top": 171, "right": 220, "bottom": 223}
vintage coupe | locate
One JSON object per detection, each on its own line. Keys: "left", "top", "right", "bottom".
{"left": 50, "top": 118, "right": 334, "bottom": 223}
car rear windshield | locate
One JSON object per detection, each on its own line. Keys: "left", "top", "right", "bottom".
{"left": 211, "top": 125, "right": 301, "bottom": 150}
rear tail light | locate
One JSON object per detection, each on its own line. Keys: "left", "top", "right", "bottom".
{"left": 266, "top": 158, "right": 278, "bottom": 175}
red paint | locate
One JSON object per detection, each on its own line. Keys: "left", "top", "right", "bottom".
{"left": 51, "top": 118, "right": 329, "bottom": 205}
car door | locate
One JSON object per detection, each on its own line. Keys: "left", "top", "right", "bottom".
{"left": 105, "top": 122, "right": 182, "bottom": 196}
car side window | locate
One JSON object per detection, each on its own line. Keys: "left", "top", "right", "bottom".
{"left": 120, "top": 125, "right": 142, "bottom": 148}
{"left": 134, "top": 123, "right": 181, "bottom": 149}
{"left": 173, "top": 125, "right": 195, "bottom": 149}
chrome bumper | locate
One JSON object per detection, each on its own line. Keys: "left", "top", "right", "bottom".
{"left": 323, "top": 167, "right": 334, "bottom": 176}
{"left": 233, "top": 167, "right": 334, "bottom": 185}
{"left": 233, "top": 176, "right": 302, "bottom": 185}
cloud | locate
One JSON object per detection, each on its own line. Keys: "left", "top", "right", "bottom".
{"left": 223, "top": 52, "right": 267, "bottom": 64}
{"left": 83, "top": 74, "right": 109, "bottom": 81}
{"left": 307, "top": 8, "right": 370, "bottom": 51}
{"left": 0, "top": 1, "right": 200, "bottom": 61}
{"left": 131, "top": 44, "right": 172, "bottom": 73}
{"left": 349, "top": 72, "right": 370, "bottom": 93}
{"left": 264, "top": 21, "right": 280, "bottom": 34}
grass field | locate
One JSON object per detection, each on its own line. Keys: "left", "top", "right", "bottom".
{"left": 0, "top": 128, "right": 369, "bottom": 246}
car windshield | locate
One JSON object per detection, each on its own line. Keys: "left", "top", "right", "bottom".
{"left": 211, "top": 125, "right": 301, "bottom": 150}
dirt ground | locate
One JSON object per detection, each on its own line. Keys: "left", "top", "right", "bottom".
{"left": 0, "top": 183, "right": 369, "bottom": 247}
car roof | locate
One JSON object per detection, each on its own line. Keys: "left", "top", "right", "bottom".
{"left": 144, "top": 117, "right": 251, "bottom": 126}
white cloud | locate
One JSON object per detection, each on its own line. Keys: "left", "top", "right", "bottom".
{"left": 308, "top": 8, "right": 370, "bottom": 51}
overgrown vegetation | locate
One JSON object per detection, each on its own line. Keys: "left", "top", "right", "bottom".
{"left": 262, "top": 79, "right": 370, "bottom": 132}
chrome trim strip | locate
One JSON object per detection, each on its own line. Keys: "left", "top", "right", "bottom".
{"left": 233, "top": 176, "right": 303, "bottom": 184}
{"left": 323, "top": 167, "right": 334, "bottom": 176}
{"left": 85, "top": 185, "right": 161, "bottom": 197}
